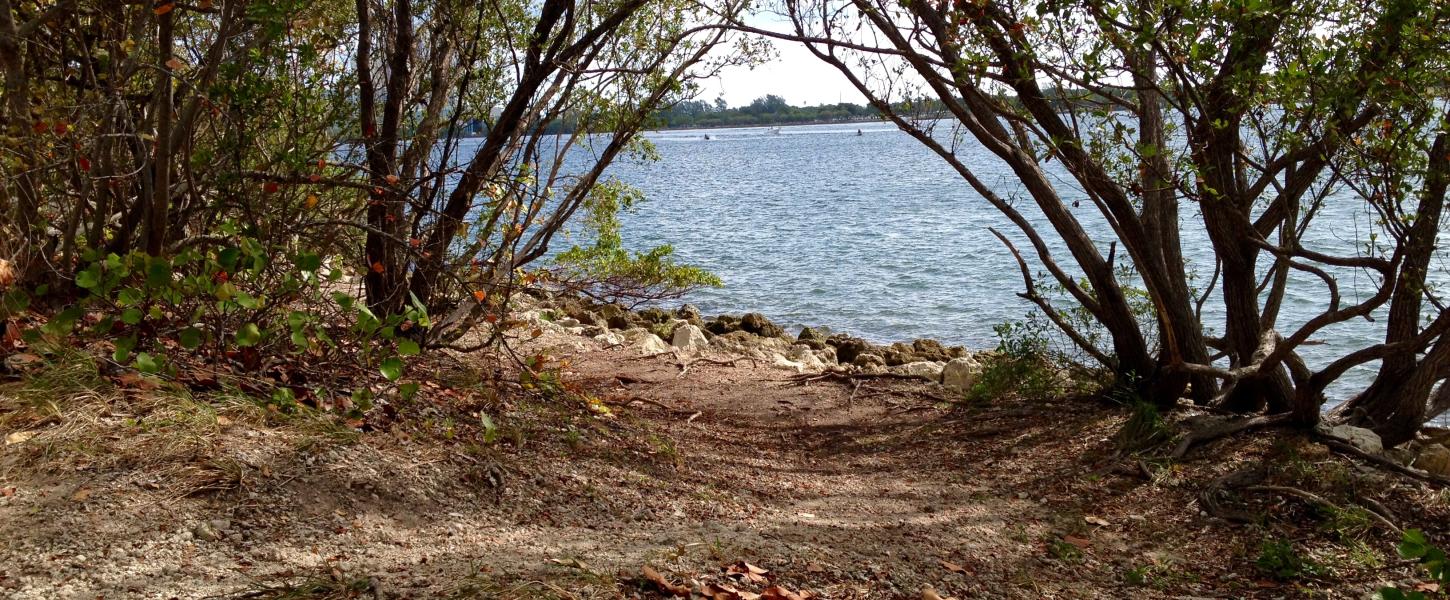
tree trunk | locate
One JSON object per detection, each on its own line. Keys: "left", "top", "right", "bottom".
{"left": 147, "top": 7, "right": 174, "bottom": 256}
{"left": 1341, "top": 132, "right": 1449, "bottom": 445}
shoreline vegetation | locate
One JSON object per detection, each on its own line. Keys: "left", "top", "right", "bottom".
{"left": 5, "top": 0, "right": 1450, "bottom": 596}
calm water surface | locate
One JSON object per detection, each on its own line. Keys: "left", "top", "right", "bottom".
{"left": 547, "top": 121, "right": 1421, "bottom": 403}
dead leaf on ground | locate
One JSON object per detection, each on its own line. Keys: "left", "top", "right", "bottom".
{"left": 940, "top": 559, "right": 968, "bottom": 574}
{"left": 761, "top": 586, "right": 811, "bottom": 600}
{"left": 70, "top": 487, "right": 93, "bottom": 501}
{"left": 3, "top": 352, "right": 41, "bottom": 371}
{"left": 114, "top": 372, "right": 160, "bottom": 390}
{"left": 919, "top": 585, "right": 957, "bottom": 600}
{"left": 0, "top": 258, "right": 15, "bottom": 288}
{"left": 1063, "top": 535, "right": 1092, "bottom": 549}
{"left": 725, "top": 560, "right": 771, "bottom": 584}
{"left": 641, "top": 565, "right": 689, "bottom": 597}
{"left": 1416, "top": 582, "right": 1441, "bottom": 593}
{"left": 1084, "top": 515, "right": 1110, "bottom": 527}
{"left": 1, "top": 486, "right": 16, "bottom": 497}
{"left": 703, "top": 582, "right": 759, "bottom": 600}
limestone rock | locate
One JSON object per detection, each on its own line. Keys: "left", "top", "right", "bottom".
{"left": 593, "top": 330, "right": 625, "bottom": 346}
{"left": 786, "top": 344, "right": 826, "bottom": 372}
{"left": 829, "top": 336, "right": 872, "bottom": 364}
{"left": 1324, "top": 424, "right": 1384, "bottom": 455}
{"left": 599, "top": 303, "right": 630, "bottom": 330}
{"left": 1414, "top": 443, "right": 1450, "bottom": 477}
{"left": 705, "top": 315, "right": 740, "bottom": 336}
{"left": 675, "top": 304, "right": 702, "bottom": 322}
{"left": 623, "top": 328, "right": 671, "bottom": 355}
{"left": 771, "top": 353, "right": 807, "bottom": 373}
{"left": 740, "top": 312, "right": 785, "bottom": 338}
{"left": 710, "top": 331, "right": 791, "bottom": 361}
{"left": 851, "top": 353, "right": 886, "bottom": 370}
{"left": 671, "top": 323, "right": 710, "bottom": 353}
{"left": 941, "top": 356, "right": 983, "bottom": 394}
{"left": 891, "top": 361, "right": 946, "bottom": 382}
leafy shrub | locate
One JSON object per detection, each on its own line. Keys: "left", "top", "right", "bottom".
{"left": 1377, "top": 529, "right": 1449, "bottom": 600}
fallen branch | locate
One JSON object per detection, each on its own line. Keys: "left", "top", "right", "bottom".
{"left": 1171, "top": 413, "right": 1293, "bottom": 459}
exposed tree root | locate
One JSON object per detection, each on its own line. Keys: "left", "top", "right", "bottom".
{"left": 1316, "top": 435, "right": 1450, "bottom": 487}
{"left": 675, "top": 356, "right": 749, "bottom": 379}
{"left": 1171, "top": 413, "right": 1293, "bottom": 459}
{"left": 789, "top": 369, "right": 931, "bottom": 385}
{"left": 1197, "top": 465, "right": 1267, "bottom": 523}
{"left": 1244, "top": 485, "right": 1402, "bottom": 535}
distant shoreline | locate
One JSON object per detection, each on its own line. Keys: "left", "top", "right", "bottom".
{"left": 648, "top": 116, "right": 887, "bottom": 133}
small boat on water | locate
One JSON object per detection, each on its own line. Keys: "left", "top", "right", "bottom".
{"left": 856, "top": 129, "right": 863, "bottom": 136}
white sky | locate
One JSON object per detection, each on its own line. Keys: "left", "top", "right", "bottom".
{"left": 703, "top": 36, "right": 870, "bottom": 107}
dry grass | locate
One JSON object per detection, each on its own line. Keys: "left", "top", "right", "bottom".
{"left": 0, "top": 344, "right": 357, "bottom": 496}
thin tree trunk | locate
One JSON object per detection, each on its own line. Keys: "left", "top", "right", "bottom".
{"left": 147, "top": 6, "right": 174, "bottom": 255}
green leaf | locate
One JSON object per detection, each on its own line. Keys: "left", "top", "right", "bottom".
{"left": 75, "top": 268, "right": 101, "bottom": 289}
{"left": 145, "top": 258, "right": 172, "bottom": 288}
{"left": 235, "top": 322, "right": 262, "bottom": 347}
{"left": 117, "top": 287, "right": 145, "bottom": 306}
{"left": 397, "top": 338, "right": 420, "bottom": 356}
{"left": 480, "top": 412, "right": 498, "bottom": 443}
{"left": 134, "top": 352, "right": 160, "bottom": 373}
{"left": 179, "top": 327, "right": 203, "bottom": 349}
{"left": 352, "top": 388, "right": 374, "bottom": 411}
{"left": 399, "top": 381, "right": 419, "bottom": 401}
{"left": 380, "top": 357, "right": 403, "bottom": 381}
{"left": 295, "top": 252, "right": 322, "bottom": 272}
{"left": 121, "top": 308, "right": 144, "bottom": 325}
{"left": 43, "top": 306, "right": 83, "bottom": 336}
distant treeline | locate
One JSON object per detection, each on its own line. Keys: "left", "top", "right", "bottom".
{"left": 648, "top": 95, "right": 882, "bottom": 129}
{"left": 510, "top": 90, "right": 1127, "bottom": 136}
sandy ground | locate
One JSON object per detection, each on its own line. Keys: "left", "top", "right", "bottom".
{"left": 1, "top": 329, "right": 1446, "bottom": 599}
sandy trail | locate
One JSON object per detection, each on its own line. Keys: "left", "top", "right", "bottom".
{"left": 0, "top": 342, "right": 1379, "bottom": 599}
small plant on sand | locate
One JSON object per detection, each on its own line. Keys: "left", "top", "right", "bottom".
{"left": 1046, "top": 537, "right": 1084, "bottom": 563}
{"left": 966, "top": 320, "right": 1062, "bottom": 403}
{"left": 1256, "top": 537, "right": 1321, "bottom": 580}
{"left": 1111, "top": 392, "right": 1174, "bottom": 453}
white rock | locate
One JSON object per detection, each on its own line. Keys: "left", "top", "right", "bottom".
{"left": 671, "top": 324, "right": 710, "bottom": 353}
{"left": 1325, "top": 424, "right": 1384, "bottom": 455}
{"left": 593, "top": 331, "right": 625, "bottom": 346}
{"left": 941, "top": 356, "right": 982, "bottom": 394}
{"left": 626, "top": 331, "right": 670, "bottom": 355}
{"left": 891, "top": 361, "right": 945, "bottom": 381}
{"left": 771, "top": 353, "right": 807, "bottom": 373}
{"left": 786, "top": 344, "right": 826, "bottom": 372}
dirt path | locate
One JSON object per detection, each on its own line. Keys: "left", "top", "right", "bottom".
{"left": 0, "top": 342, "right": 1435, "bottom": 598}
